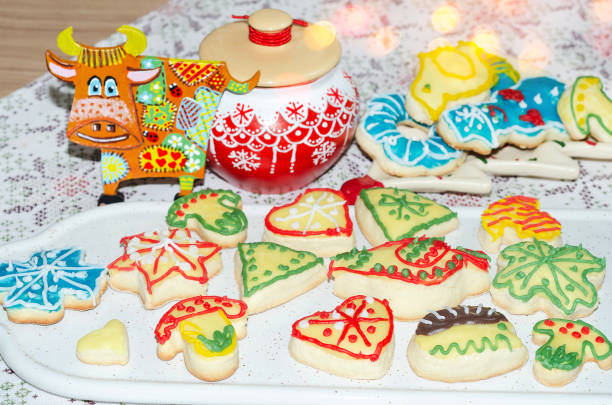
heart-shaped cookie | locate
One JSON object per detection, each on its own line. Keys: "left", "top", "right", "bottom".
{"left": 76, "top": 319, "right": 129, "bottom": 365}
{"left": 289, "top": 295, "right": 394, "bottom": 379}
{"left": 479, "top": 195, "right": 562, "bottom": 252}
{"left": 263, "top": 188, "right": 355, "bottom": 257}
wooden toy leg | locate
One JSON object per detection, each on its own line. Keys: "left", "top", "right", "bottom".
{"left": 98, "top": 182, "right": 125, "bottom": 205}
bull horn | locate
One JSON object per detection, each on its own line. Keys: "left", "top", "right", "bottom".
{"left": 117, "top": 25, "right": 147, "bottom": 56}
{"left": 57, "top": 26, "right": 82, "bottom": 57}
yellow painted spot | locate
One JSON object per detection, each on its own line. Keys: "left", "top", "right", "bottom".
{"left": 579, "top": 117, "right": 586, "bottom": 126}
{"left": 471, "top": 26, "right": 500, "bottom": 55}
{"left": 579, "top": 84, "right": 589, "bottom": 90}
{"left": 576, "top": 104, "right": 585, "bottom": 112}
{"left": 577, "top": 93, "right": 585, "bottom": 101}
{"left": 431, "top": 5, "right": 460, "bottom": 34}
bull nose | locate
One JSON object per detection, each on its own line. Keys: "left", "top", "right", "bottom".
{"left": 107, "top": 124, "right": 116, "bottom": 132}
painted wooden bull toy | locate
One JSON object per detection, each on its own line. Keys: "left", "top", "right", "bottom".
{"left": 46, "top": 25, "right": 259, "bottom": 204}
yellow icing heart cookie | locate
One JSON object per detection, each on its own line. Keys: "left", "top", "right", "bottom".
{"left": 76, "top": 319, "right": 129, "bottom": 366}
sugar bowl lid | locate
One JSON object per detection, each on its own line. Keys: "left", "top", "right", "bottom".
{"left": 199, "top": 8, "right": 341, "bottom": 87}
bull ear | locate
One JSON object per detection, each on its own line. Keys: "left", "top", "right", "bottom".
{"left": 46, "top": 50, "right": 77, "bottom": 82}
{"left": 126, "top": 67, "right": 161, "bottom": 85}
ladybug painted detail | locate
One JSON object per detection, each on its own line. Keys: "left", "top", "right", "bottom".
{"left": 169, "top": 83, "right": 182, "bottom": 97}
{"left": 143, "top": 130, "right": 159, "bottom": 143}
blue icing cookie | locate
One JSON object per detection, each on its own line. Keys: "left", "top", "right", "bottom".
{"left": 360, "top": 94, "right": 464, "bottom": 175}
{"left": 0, "top": 247, "right": 107, "bottom": 320}
{"left": 440, "top": 77, "right": 568, "bottom": 154}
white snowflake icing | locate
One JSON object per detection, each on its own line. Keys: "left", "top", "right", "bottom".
{"left": 228, "top": 149, "right": 261, "bottom": 172}
{"left": 311, "top": 141, "right": 337, "bottom": 165}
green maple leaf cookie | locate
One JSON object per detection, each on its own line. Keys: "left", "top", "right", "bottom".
{"left": 493, "top": 239, "right": 605, "bottom": 316}
{"left": 359, "top": 187, "right": 457, "bottom": 240}
{"left": 167, "top": 189, "right": 247, "bottom": 236}
{"left": 237, "top": 242, "right": 323, "bottom": 297}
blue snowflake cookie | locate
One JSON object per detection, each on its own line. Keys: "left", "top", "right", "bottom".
{"left": 356, "top": 93, "right": 465, "bottom": 177}
{"left": 0, "top": 247, "right": 107, "bottom": 324}
{"left": 438, "top": 77, "right": 569, "bottom": 155}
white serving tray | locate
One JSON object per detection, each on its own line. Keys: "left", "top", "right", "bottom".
{"left": 0, "top": 202, "right": 611, "bottom": 405}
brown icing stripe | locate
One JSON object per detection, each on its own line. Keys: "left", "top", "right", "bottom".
{"left": 415, "top": 305, "right": 507, "bottom": 336}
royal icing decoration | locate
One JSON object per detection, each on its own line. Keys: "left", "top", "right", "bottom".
{"left": 77, "top": 319, "right": 129, "bottom": 365}
{"left": 561, "top": 76, "right": 612, "bottom": 142}
{"left": 155, "top": 296, "right": 247, "bottom": 344}
{"left": 440, "top": 77, "right": 567, "bottom": 154}
{"left": 265, "top": 188, "right": 352, "bottom": 237}
{"left": 166, "top": 189, "right": 248, "bottom": 237}
{"left": 291, "top": 295, "right": 393, "bottom": 361}
{"left": 410, "top": 41, "right": 497, "bottom": 122}
{"left": 359, "top": 94, "right": 464, "bottom": 174}
{"left": 330, "top": 237, "right": 489, "bottom": 285}
{"left": 481, "top": 195, "right": 561, "bottom": 242}
{"left": 0, "top": 247, "right": 106, "bottom": 322}
{"left": 414, "top": 305, "right": 524, "bottom": 357}
{"left": 107, "top": 229, "right": 221, "bottom": 300}
{"left": 359, "top": 187, "right": 457, "bottom": 240}
{"left": 533, "top": 318, "right": 612, "bottom": 385}
{"left": 237, "top": 242, "right": 324, "bottom": 298}
{"left": 493, "top": 239, "right": 605, "bottom": 316}
{"left": 179, "top": 311, "right": 237, "bottom": 358}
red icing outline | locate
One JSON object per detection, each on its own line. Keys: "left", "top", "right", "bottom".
{"left": 154, "top": 295, "right": 247, "bottom": 344}
{"left": 291, "top": 295, "right": 393, "bottom": 361}
{"left": 264, "top": 188, "right": 353, "bottom": 237}
{"left": 107, "top": 229, "right": 221, "bottom": 295}
{"left": 328, "top": 237, "right": 489, "bottom": 285}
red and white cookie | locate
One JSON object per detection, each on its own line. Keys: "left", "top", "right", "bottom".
{"left": 155, "top": 296, "right": 248, "bottom": 382}
{"left": 107, "top": 229, "right": 221, "bottom": 309}
{"left": 289, "top": 295, "right": 394, "bottom": 379}
{"left": 262, "top": 188, "right": 355, "bottom": 257}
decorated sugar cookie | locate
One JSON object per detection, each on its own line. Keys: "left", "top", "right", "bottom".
{"left": 107, "top": 229, "right": 222, "bottom": 309}
{"left": 235, "top": 242, "right": 326, "bottom": 314}
{"left": 355, "top": 187, "right": 458, "bottom": 246}
{"left": 356, "top": 93, "right": 465, "bottom": 177}
{"left": 328, "top": 237, "right": 490, "bottom": 320}
{"left": 167, "top": 189, "right": 247, "bottom": 248}
{"left": 156, "top": 296, "right": 247, "bottom": 381}
{"left": 406, "top": 41, "right": 498, "bottom": 125}
{"left": 491, "top": 239, "right": 606, "bottom": 319}
{"left": 289, "top": 295, "right": 394, "bottom": 379}
{"left": 479, "top": 195, "right": 562, "bottom": 253}
{"left": 558, "top": 76, "right": 612, "bottom": 143}
{"left": 77, "top": 319, "right": 129, "bottom": 366}
{"left": 438, "top": 77, "right": 568, "bottom": 155}
{"left": 532, "top": 318, "right": 612, "bottom": 386}
{"left": 0, "top": 247, "right": 107, "bottom": 324}
{"left": 407, "top": 305, "right": 527, "bottom": 382}
{"left": 262, "top": 188, "right": 355, "bottom": 257}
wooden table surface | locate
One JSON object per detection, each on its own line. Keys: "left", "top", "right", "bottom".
{"left": 0, "top": 0, "right": 167, "bottom": 98}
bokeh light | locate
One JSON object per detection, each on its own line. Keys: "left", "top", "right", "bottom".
{"left": 431, "top": 4, "right": 461, "bottom": 33}
{"left": 518, "top": 37, "right": 550, "bottom": 73}
{"left": 592, "top": 0, "right": 612, "bottom": 23}
{"left": 333, "top": 4, "right": 373, "bottom": 36}
{"left": 471, "top": 26, "right": 501, "bottom": 54}
{"left": 367, "top": 26, "right": 400, "bottom": 57}
{"left": 427, "top": 37, "right": 452, "bottom": 51}
{"left": 304, "top": 21, "right": 336, "bottom": 50}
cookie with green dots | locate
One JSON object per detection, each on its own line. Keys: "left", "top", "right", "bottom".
{"left": 328, "top": 237, "right": 490, "bottom": 320}
{"left": 355, "top": 187, "right": 458, "bottom": 246}
{"left": 234, "top": 242, "right": 326, "bottom": 314}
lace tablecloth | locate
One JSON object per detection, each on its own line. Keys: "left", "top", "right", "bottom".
{"left": 0, "top": 0, "right": 611, "bottom": 403}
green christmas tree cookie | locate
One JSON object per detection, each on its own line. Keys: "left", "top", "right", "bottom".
{"left": 235, "top": 242, "right": 326, "bottom": 314}
{"left": 355, "top": 187, "right": 459, "bottom": 245}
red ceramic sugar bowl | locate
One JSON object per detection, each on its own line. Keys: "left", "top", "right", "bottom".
{"left": 199, "top": 8, "right": 359, "bottom": 194}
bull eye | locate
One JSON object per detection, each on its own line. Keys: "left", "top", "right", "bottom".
{"left": 104, "top": 77, "right": 119, "bottom": 97}
{"left": 88, "top": 77, "right": 102, "bottom": 96}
